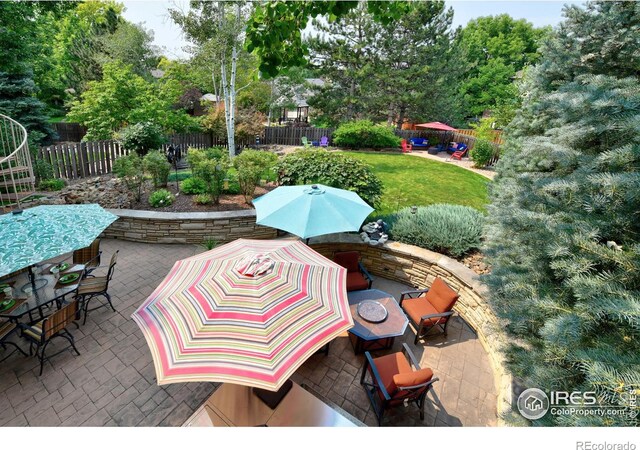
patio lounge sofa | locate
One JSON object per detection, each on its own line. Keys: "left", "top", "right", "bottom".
{"left": 409, "top": 137, "right": 429, "bottom": 148}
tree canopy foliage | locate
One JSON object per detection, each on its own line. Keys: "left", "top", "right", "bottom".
{"left": 307, "top": 1, "right": 461, "bottom": 128}
{"left": 67, "top": 62, "right": 197, "bottom": 140}
{"left": 455, "top": 14, "right": 549, "bottom": 118}
{"left": 246, "top": 0, "right": 412, "bottom": 77}
{"left": 484, "top": 1, "right": 640, "bottom": 426}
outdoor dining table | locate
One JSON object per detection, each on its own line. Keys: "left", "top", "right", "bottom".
{"left": 0, "top": 263, "right": 83, "bottom": 324}
{"left": 347, "top": 288, "right": 409, "bottom": 354}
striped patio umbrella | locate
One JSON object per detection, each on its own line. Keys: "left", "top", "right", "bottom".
{"left": 131, "top": 239, "right": 353, "bottom": 390}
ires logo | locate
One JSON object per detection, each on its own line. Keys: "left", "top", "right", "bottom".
{"left": 518, "top": 388, "right": 637, "bottom": 420}
{"left": 550, "top": 391, "right": 597, "bottom": 405}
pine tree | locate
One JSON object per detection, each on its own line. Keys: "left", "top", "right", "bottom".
{"left": 484, "top": 1, "right": 640, "bottom": 426}
{"left": 0, "top": 2, "right": 55, "bottom": 147}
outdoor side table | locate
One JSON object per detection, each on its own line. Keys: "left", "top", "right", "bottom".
{"left": 347, "top": 289, "right": 409, "bottom": 354}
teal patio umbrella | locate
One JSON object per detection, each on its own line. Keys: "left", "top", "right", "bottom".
{"left": 0, "top": 204, "right": 118, "bottom": 278}
{"left": 253, "top": 184, "right": 373, "bottom": 239}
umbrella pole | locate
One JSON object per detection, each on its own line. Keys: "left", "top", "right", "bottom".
{"left": 20, "top": 265, "right": 48, "bottom": 293}
{"left": 253, "top": 379, "right": 294, "bottom": 409}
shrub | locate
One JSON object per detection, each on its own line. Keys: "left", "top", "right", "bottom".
{"left": 275, "top": 149, "right": 383, "bottom": 207}
{"left": 332, "top": 120, "right": 401, "bottom": 149}
{"left": 37, "top": 178, "right": 66, "bottom": 191}
{"left": 113, "top": 153, "right": 144, "bottom": 201}
{"left": 390, "top": 204, "right": 484, "bottom": 257}
{"left": 149, "top": 189, "right": 175, "bottom": 208}
{"left": 143, "top": 150, "right": 171, "bottom": 188}
{"left": 193, "top": 194, "right": 212, "bottom": 205}
{"left": 224, "top": 172, "right": 240, "bottom": 194}
{"left": 470, "top": 139, "right": 496, "bottom": 168}
{"left": 180, "top": 177, "right": 207, "bottom": 195}
{"left": 187, "top": 147, "right": 230, "bottom": 204}
{"left": 118, "top": 121, "right": 165, "bottom": 156}
{"left": 233, "top": 150, "right": 278, "bottom": 203}
{"left": 33, "top": 158, "right": 53, "bottom": 182}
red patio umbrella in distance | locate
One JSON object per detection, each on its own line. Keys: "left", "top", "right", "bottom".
{"left": 414, "top": 121, "right": 457, "bottom": 131}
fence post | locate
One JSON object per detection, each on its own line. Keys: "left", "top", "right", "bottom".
{"left": 80, "top": 142, "right": 89, "bottom": 178}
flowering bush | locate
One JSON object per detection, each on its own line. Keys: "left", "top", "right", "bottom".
{"left": 149, "top": 189, "right": 175, "bottom": 208}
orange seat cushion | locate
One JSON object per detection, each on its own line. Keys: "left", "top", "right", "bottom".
{"left": 372, "top": 352, "right": 412, "bottom": 397}
{"left": 402, "top": 297, "right": 444, "bottom": 326}
{"left": 333, "top": 252, "right": 360, "bottom": 273}
{"left": 346, "top": 272, "right": 369, "bottom": 291}
{"left": 424, "top": 278, "right": 459, "bottom": 313}
{"left": 393, "top": 368, "right": 434, "bottom": 389}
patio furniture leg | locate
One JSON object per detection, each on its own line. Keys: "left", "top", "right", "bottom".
{"left": 0, "top": 341, "right": 28, "bottom": 361}
{"left": 38, "top": 341, "right": 50, "bottom": 376}
{"left": 59, "top": 329, "right": 80, "bottom": 356}
{"left": 106, "top": 293, "right": 116, "bottom": 312}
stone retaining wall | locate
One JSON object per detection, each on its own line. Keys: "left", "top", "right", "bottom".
{"left": 103, "top": 209, "right": 277, "bottom": 244}
{"left": 309, "top": 234, "right": 512, "bottom": 424}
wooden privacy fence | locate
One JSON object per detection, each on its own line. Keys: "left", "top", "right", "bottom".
{"left": 38, "top": 140, "right": 127, "bottom": 180}
{"left": 39, "top": 127, "right": 502, "bottom": 180}
{"left": 263, "top": 127, "right": 334, "bottom": 146}
{"left": 38, "top": 133, "right": 257, "bottom": 180}
{"left": 53, "top": 122, "right": 88, "bottom": 142}
{"left": 456, "top": 128, "right": 504, "bottom": 145}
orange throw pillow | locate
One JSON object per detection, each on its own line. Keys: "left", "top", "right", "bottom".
{"left": 393, "top": 368, "right": 434, "bottom": 388}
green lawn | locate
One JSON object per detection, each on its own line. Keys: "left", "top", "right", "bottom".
{"left": 343, "top": 152, "right": 490, "bottom": 215}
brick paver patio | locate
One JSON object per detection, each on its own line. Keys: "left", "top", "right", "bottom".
{"left": 0, "top": 239, "right": 497, "bottom": 427}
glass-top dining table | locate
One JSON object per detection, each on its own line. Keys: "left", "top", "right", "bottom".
{"left": 0, "top": 263, "right": 84, "bottom": 324}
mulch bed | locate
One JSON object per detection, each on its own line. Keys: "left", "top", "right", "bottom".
{"left": 461, "top": 250, "right": 491, "bottom": 275}
{"left": 130, "top": 182, "right": 277, "bottom": 213}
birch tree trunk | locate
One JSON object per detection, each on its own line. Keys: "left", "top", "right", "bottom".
{"left": 221, "top": 56, "right": 233, "bottom": 157}
{"left": 227, "top": 43, "right": 237, "bottom": 158}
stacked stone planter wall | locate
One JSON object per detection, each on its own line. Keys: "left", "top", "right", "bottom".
{"left": 309, "top": 234, "right": 512, "bottom": 423}
{"left": 103, "top": 209, "right": 277, "bottom": 244}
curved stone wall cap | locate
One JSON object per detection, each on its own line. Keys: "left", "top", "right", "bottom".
{"left": 437, "top": 256, "right": 479, "bottom": 287}
{"left": 106, "top": 209, "right": 257, "bottom": 220}
{"left": 385, "top": 241, "right": 443, "bottom": 265}
{"left": 307, "top": 233, "right": 362, "bottom": 244}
